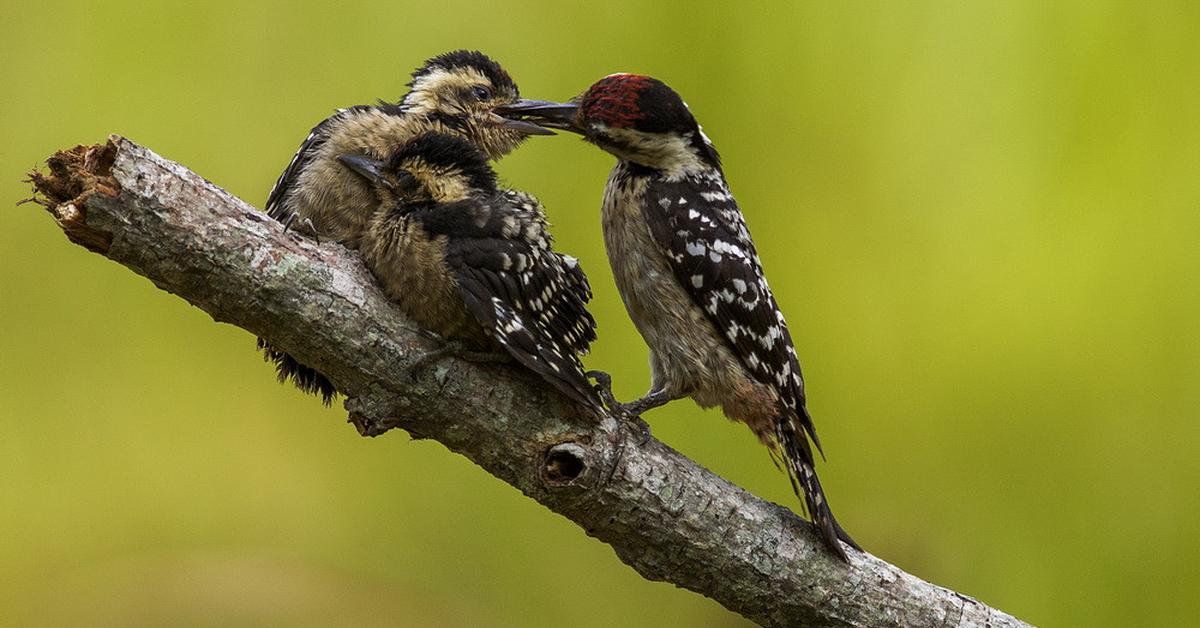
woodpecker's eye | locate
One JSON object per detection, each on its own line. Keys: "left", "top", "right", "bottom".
{"left": 472, "top": 85, "right": 492, "bottom": 101}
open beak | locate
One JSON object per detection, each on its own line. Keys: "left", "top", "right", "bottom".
{"left": 337, "top": 154, "right": 386, "bottom": 184}
{"left": 491, "top": 111, "right": 557, "bottom": 136}
{"left": 494, "top": 99, "right": 582, "bottom": 135}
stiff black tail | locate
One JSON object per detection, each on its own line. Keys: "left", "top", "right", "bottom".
{"left": 778, "top": 420, "right": 860, "bottom": 562}
{"left": 257, "top": 337, "right": 337, "bottom": 405}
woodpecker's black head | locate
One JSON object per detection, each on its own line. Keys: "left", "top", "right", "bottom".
{"left": 338, "top": 132, "right": 497, "bottom": 207}
{"left": 496, "top": 73, "right": 720, "bottom": 173}
{"left": 401, "top": 50, "right": 552, "bottom": 160}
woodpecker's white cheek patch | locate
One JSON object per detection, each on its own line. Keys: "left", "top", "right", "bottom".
{"left": 600, "top": 126, "right": 709, "bottom": 176}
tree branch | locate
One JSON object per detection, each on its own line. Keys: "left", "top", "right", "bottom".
{"left": 25, "top": 136, "right": 1030, "bottom": 628}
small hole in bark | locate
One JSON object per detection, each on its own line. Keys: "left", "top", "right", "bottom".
{"left": 543, "top": 443, "right": 586, "bottom": 485}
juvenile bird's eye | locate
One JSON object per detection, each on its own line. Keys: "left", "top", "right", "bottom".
{"left": 472, "top": 85, "right": 492, "bottom": 101}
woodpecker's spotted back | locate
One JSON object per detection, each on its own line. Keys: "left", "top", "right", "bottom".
{"left": 346, "top": 132, "right": 600, "bottom": 409}
{"left": 258, "top": 50, "right": 550, "bottom": 404}
{"left": 499, "top": 74, "right": 858, "bottom": 560}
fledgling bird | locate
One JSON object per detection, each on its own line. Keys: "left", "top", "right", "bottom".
{"left": 338, "top": 132, "right": 600, "bottom": 409}
{"left": 258, "top": 50, "right": 552, "bottom": 404}
{"left": 498, "top": 75, "right": 860, "bottom": 561}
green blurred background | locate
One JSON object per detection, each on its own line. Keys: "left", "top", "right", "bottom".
{"left": 2, "top": 2, "right": 1198, "bottom": 626}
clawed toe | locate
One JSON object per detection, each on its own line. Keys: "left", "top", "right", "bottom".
{"left": 280, "top": 213, "right": 320, "bottom": 243}
{"left": 586, "top": 371, "right": 658, "bottom": 444}
{"left": 587, "top": 370, "right": 621, "bottom": 413}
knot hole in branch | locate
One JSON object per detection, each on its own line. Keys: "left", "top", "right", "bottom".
{"left": 542, "top": 442, "right": 588, "bottom": 486}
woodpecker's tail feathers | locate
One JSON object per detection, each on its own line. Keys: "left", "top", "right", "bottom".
{"left": 831, "top": 509, "right": 861, "bottom": 553}
{"left": 777, "top": 420, "right": 858, "bottom": 562}
{"left": 797, "top": 404, "right": 826, "bottom": 461}
{"left": 256, "top": 337, "right": 337, "bottom": 405}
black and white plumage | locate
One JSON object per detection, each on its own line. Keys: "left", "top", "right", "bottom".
{"left": 640, "top": 167, "right": 820, "bottom": 447}
{"left": 341, "top": 132, "right": 600, "bottom": 408}
{"left": 258, "top": 50, "right": 552, "bottom": 403}
{"left": 498, "top": 74, "right": 858, "bottom": 561}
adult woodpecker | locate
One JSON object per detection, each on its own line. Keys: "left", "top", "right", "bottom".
{"left": 259, "top": 50, "right": 552, "bottom": 403}
{"left": 497, "top": 74, "right": 859, "bottom": 561}
{"left": 339, "top": 132, "right": 600, "bottom": 409}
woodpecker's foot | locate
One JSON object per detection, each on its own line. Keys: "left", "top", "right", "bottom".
{"left": 618, "top": 414, "right": 652, "bottom": 445}
{"left": 409, "top": 340, "right": 510, "bottom": 379}
{"left": 587, "top": 370, "right": 621, "bottom": 414}
{"left": 280, "top": 212, "right": 320, "bottom": 243}
{"left": 616, "top": 392, "right": 670, "bottom": 445}
{"left": 586, "top": 371, "right": 655, "bottom": 445}
{"left": 618, "top": 389, "right": 675, "bottom": 418}
{"left": 586, "top": 371, "right": 674, "bottom": 419}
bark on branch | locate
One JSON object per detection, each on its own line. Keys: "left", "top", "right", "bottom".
{"left": 25, "top": 136, "right": 1031, "bottom": 628}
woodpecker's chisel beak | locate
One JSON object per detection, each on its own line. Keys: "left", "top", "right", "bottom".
{"left": 494, "top": 99, "right": 582, "bottom": 134}
{"left": 490, "top": 111, "right": 557, "bottom": 136}
{"left": 337, "top": 154, "right": 387, "bottom": 185}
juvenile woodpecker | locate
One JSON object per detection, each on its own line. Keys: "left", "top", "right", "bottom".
{"left": 498, "top": 75, "right": 859, "bottom": 561}
{"left": 339, "top": 132, "right": 600, "bottom": 408}
{"left": 259, "top": 50, "right": 551, "bottom": 403}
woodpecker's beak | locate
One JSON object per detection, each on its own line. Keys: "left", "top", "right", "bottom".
{"left": 338, "top": 154, "right": 419, "bottom": 193}
{"left": 337, "top": 154, "right": 387, "bottom": 185}
{"left": 491, "top": 111, "right": 557, "bottom": 136}
{"left": 494, "top": 99, "right": 582, "bottom": 134}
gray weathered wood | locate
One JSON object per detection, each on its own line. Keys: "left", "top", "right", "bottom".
{"left": 26, "top": 135, "right": 1031, "bottom": 628}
